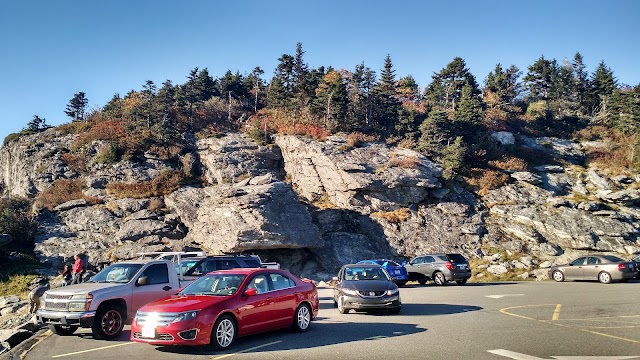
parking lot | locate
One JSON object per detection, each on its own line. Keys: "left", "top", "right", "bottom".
{"left": 16, "top": 280, "right": 640, "bottom": 360}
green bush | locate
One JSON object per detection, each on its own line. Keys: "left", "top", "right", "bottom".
{"left": 0, "top": 198, "right": 38, "bottom": 254}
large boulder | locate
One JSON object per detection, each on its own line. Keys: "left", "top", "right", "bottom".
{"left": 275, "top": 135, "right": 442, "bottom": 214}
{"left": 197, "top": 134, "right": 284, "bottom": 185}
{"left": 165, "top": 182, "right": 322, "bottom": 253}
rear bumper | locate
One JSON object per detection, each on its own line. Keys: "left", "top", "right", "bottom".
{"left": 36, "top": 309, "right": 96, "bottom": 328}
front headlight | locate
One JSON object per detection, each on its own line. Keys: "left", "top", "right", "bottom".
{"left": 342, "top": 288, "right": 358, "bottom": 296}
{"left": 68, "top": 294, "right": 92, "bottom": 312}
{"left": 386, "top": 288, "right": 399, "bottom": 296}
{"left": 171, "top": 310, "right": 199, "bottom": 323}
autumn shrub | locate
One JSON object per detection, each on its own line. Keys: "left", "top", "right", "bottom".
{"left": 74, "top": 120, "right": 126, "bottom": 147}
{"left": 36, "top": 178, "right": 85, "bottom": 210}
{"left": 106, "top": 170, "right": 184, "bottom": 199}
{"left": 60, "top": 153, "right": 87, "bottom": 173}
{"left": 347, "top": 132, "right": 379, "bottom": 147}
{"left": 57, "top": 121, "right": 93, "bottom": 136}
{"left": 148, "top": 144, "right": 183, "bottom": 161}
{"left": 488, "top": 156, "right": 528, "bottom": 172}
{"left": 398, "top": 137, "right": 417, "bottom": 149}
{"left": 312, "top": 193, "right": 336, "bottom": 209}
{"left": 93, "top": 143, "right": 120, "bottom": 165}
{"left": 371, "top": 208, "right": 412, "bottom": 223}
{"left": 147, "top": 197, "right": 165, "bottom": 212}
{"left": 586, "top": 133, "right": 640, "bottom": 172}
{"left": 465, "top": 168, "right": 510, "bottom": 196}
{"left": 387, "top": 155, "right": 420, "bottom": 169}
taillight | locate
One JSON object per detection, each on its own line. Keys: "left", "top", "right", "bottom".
{"left": 617, "top": 263, "right": 626, "bottom": 271}
{"left": 445, "top": 262, "right": 454, "bottom": 271}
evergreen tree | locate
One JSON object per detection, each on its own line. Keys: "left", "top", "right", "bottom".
{"left": 103, "top": 93, "right": 124, "bottom": 119}
{"left": 65, "top": 92, "right": 89, "bottom": 121}
{"left": 312, "top": 70, "right": 348, "bottom": 131}
{"left": 26, "top": 115, "right": 47, "bottom": 132}
{"left": 572, "top": 52, "right": 589, "bottom": 112}
{"left": 292, "top": 42, "right": 312, "bottom": 110}
{"left": 246, "top": 67, "right": 265, "bottom": 112}
{"left": 590, "top": 61, "right": 618, "bottom": 102}
{"left": 372, "top": 54, "right": 401, "bottom": 134}
{"left": 454, "top": 84, "right": 484, "bottom": 134}
{"left": 523, "top": 56, "right": 554, "bottom": 101}
{"left": 483, "top": 64, "right": 521, "bottom": 124}
{"left": 418, "top": 109, "right": 450, "bottom": 157}
{"left": 425, "top": 57, "right": 480, "bottom": 113}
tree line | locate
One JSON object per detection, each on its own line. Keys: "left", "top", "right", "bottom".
{"left": 28, "top": 43, "right": 640, "bottom": 174}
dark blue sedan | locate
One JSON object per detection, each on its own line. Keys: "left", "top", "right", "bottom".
{"left": 357, "top": 259, "right": 408, "bottom": 287}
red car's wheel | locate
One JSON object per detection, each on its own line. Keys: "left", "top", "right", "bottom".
{"left": 210, "top": 315, "right": 236, "bottom": 350}
{"left": 292, "top": 303, "right": 311, "bottom": 332}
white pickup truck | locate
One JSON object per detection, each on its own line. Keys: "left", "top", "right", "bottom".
{"left": 36, "top": 259, "right": 192, "bottom": 339}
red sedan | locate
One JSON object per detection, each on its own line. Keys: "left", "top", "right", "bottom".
{"left": 130, "top": 268, "right": 319, "bottom": 350}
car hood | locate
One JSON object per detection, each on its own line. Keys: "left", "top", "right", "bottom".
{"left": 140, "top": 295, "right": 229, "bottom": 312}
{"left": 45, "top": 282, "right": 123, "bottom": 296}
{"left": 343, "top": 280, "right": 394, "bottom": 291}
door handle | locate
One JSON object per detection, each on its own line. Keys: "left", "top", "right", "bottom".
{"left": 163, "top": 286, "right": 172, "bottom": 291}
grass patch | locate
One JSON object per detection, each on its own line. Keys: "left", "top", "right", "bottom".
{"left": 371, "top": 208, "right": 411, "bottom": 223}
{"left": 0, "top": 254, "right": 42, "bottom": 297}
{"left": 106, "top": 170, "right": 184, "bottom": 199}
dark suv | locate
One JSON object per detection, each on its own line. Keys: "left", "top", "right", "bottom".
{"left": 180, "top": 255, "right": 263, "bottom": 278}
{"left": 405, "top": 253, "right": 471, "bottom": 285}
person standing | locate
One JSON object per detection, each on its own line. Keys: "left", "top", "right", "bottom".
{"left": 71, "top": 254, "right": 83, "bottom": 284}
{"left": 61, "top": 264, "right": 72, "bottom": 286}
{"left": 29, "top": 281, "right": 49, "bottom": 313}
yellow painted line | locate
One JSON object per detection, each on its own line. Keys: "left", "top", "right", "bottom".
{"left": 51, "top": 342, "right": 135, "bottom": 358}
{"left": 578, "top": 328, "right": 640, "bottom": 345}
{"left": 20, "top": 330, "right": 52, "bottom": 359}
{"left": 499, "top": 304, "right": 557, "bottom": 321}
{"left": 212, "top": 340, "right": 282, "bottom": 360}
{"left": 551, "top": 304, "right": 562, "bottom": 321}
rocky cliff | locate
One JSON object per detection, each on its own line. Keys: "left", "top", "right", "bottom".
{"left": 1, "top": 129, "right": 639, "bottom": 280}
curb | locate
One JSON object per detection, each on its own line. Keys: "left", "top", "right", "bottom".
{"left": 0, "top": 329, "right": 50, "bottom": 360}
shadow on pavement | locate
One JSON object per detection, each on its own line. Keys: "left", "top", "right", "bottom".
{"left": 155, "top": 321, "right": 426, "bottom": 355}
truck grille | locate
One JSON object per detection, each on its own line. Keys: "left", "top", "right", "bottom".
{"left": 44, "top": 302, "right": 68, "bottom": 310}
{"left": 46, "top": 294, "right": 73, "bottom": 300}
{"left": 135, "top": 311, "right": 178, "bottom": 326}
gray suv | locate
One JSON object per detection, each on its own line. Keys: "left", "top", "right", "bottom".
{"left": 405, "top": 253, "right": 471, "bottom": 285}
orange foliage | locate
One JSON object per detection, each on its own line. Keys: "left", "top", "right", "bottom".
{"left": 465, "top": 168, "right": 510, "bottom": 196}
{"left": 74, "top": 120, "right": 126, "bottom": 146}
{"left": 488, "top": 157, "right": 528, "bottom": 172}
{"left": 36, "top": 179, "right": 84, "bottom": 210}
{"left": 387, "top": 155, "right": 420, "bottom": 169}
{"left": 347, "top": 132, "right": 379, "bottom": 147}
{"left": 371, "top": 208, "right": 412, "bottom": 223}
{"left": 60, "top": 153, "right": 87, "bottom": 173}
{"left": 106, "top": 170, "right": 183, "bottom": 199}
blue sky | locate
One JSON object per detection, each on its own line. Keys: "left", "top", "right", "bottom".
{"left": 1, "top": 0, "right": 638, "bottom": 143}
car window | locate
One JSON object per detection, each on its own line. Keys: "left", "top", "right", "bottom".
{"left": 385, "top": 260, "right": 400, "bottom": 267}
{"left": 94, "top": 264, "right": 143, "bottom": 283}
{"left": 446, "top": 254, "right": 468, "bottom": 263}
{"left": 570, "top": 257, "right": 586, "bottom": 266}
{"left": 436, "top": 255, "right": 449, "bottom": 262}
{"left": 181, "top": 274, "right": 246, "bottom": 296}
{"left": 216, "top": 259, "right": 240, "bottom": 270}
{"left": 424, "top": 256, "right": 435, "bottom": 264}
{"left": 270, "top": 273, "right": 294, "bottom": 290}
{"left": 602, "top": 255, "right": 624, "bottom": 263}
{"left": 586, "top": 257, "right": 600, "bottom": 265}
{"left": 247, "top": 274, "right": 270, "bottom": 294}
{"left": 244, "top": 258, "right": 262, "bottom": 267}
{"left": 141, "top": 264, "right": 169, "bottom": 284}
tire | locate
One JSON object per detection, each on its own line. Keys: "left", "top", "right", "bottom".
{"left": 395, "top": 281, "right": 407, "bottom": 287}
{"left": 92, "top": 305, "right": 124, "bottom": 340}
{"left": 598, "top": 271, "right": 612, "bottom": 284}
{"left": 292, "top": 303, "right": 311, "bottom": 332}
{"left": 337, "top": 296, "right": 349, "bottom": 314}
{"left": 552, "top": 270, "right": 565, "bottom": 282}
{"left": 456, "top": 279, "right": 468, "bottom": 285}
{"left": 433, "top": 272, "right": 446, "bottom": 286}
{"left": 48, "top": 324, "right": 78, "bottom": 336}
{"left": 389, "top": 307, "right": 401, "bottom": 315}
{"left": 417, "top": 279, "right": 427, "bottom": 285}
{"left": 210, "top": 315, "right": 236, "bottom": 350}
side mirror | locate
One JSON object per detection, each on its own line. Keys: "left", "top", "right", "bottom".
{"left": 332, "top": 276, "right": 339, "bottom": 282}
{"left": 136, "top": 276, "right": 149, "bottom": 286}
{"left": 244, "top": 288, "right": 258, "bottom": 297}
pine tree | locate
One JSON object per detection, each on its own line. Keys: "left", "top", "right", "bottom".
{"left": 523, "top": 56, "right": 554, "bottom": 101}
{"left": 418, "top": 109, "right": 450, "bottom": 157}
{"left": 312, "top": 70, "right": 348, "bottom": 132}
{"left": 425, "top": 57, "right": 480, "bottom": 113}
{"left": 65, "top": 92, "right": 89, "bottom": 121}
{"left": 572, "top": 52, "right": 589, "bottom": 113}
{"left": 103, "top": 93, "right": 124, "bottom": 119}
{"left": 372, "top": 55, "right": 401, "bottom": 135}
{"left": 26, "top": 115, "right": 47, "bottom": 132}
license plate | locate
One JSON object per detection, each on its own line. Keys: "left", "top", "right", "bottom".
{"left": 394, "top": 270, "right": 400, "bottom": 274}
{"left": 142, "top": 326, "right": 156, "bottom": 338}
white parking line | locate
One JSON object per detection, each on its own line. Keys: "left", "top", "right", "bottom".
{"left": 51, "top": 342, "right": 135, "bottom": 358}
{"left": 212, "top": 340, "right": 282, "bottom": 360}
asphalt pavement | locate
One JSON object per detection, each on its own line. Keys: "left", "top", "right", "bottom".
{"left": 9, "top": 280, "right": 640, "bottom": 360}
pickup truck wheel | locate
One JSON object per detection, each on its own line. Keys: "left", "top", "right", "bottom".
{"left": 292, "top": 303, "right": 311, "bottom": 332}
{"left": 210, "top": 315, "right": 236, "bottom": 350}
{"left": 433, "top": 272, "right": 446, "bottom": 286}
{"left": 92, "top": 305, "right": 124, "bottom": 340}
{"left": 48, "top": 324, "right": 78, "bottom": 336}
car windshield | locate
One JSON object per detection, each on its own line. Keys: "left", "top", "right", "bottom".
{"left": 176, "top": 259, "right": 201, "bottom": 276}
{"left": 180, "top": 274, "right": 247, "bottom": 296}
{"left": 343, "top": 267, "right": 390, "bottom": 281}
{"left": 88, "top": 264, "right": 143, "bottom": 283}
